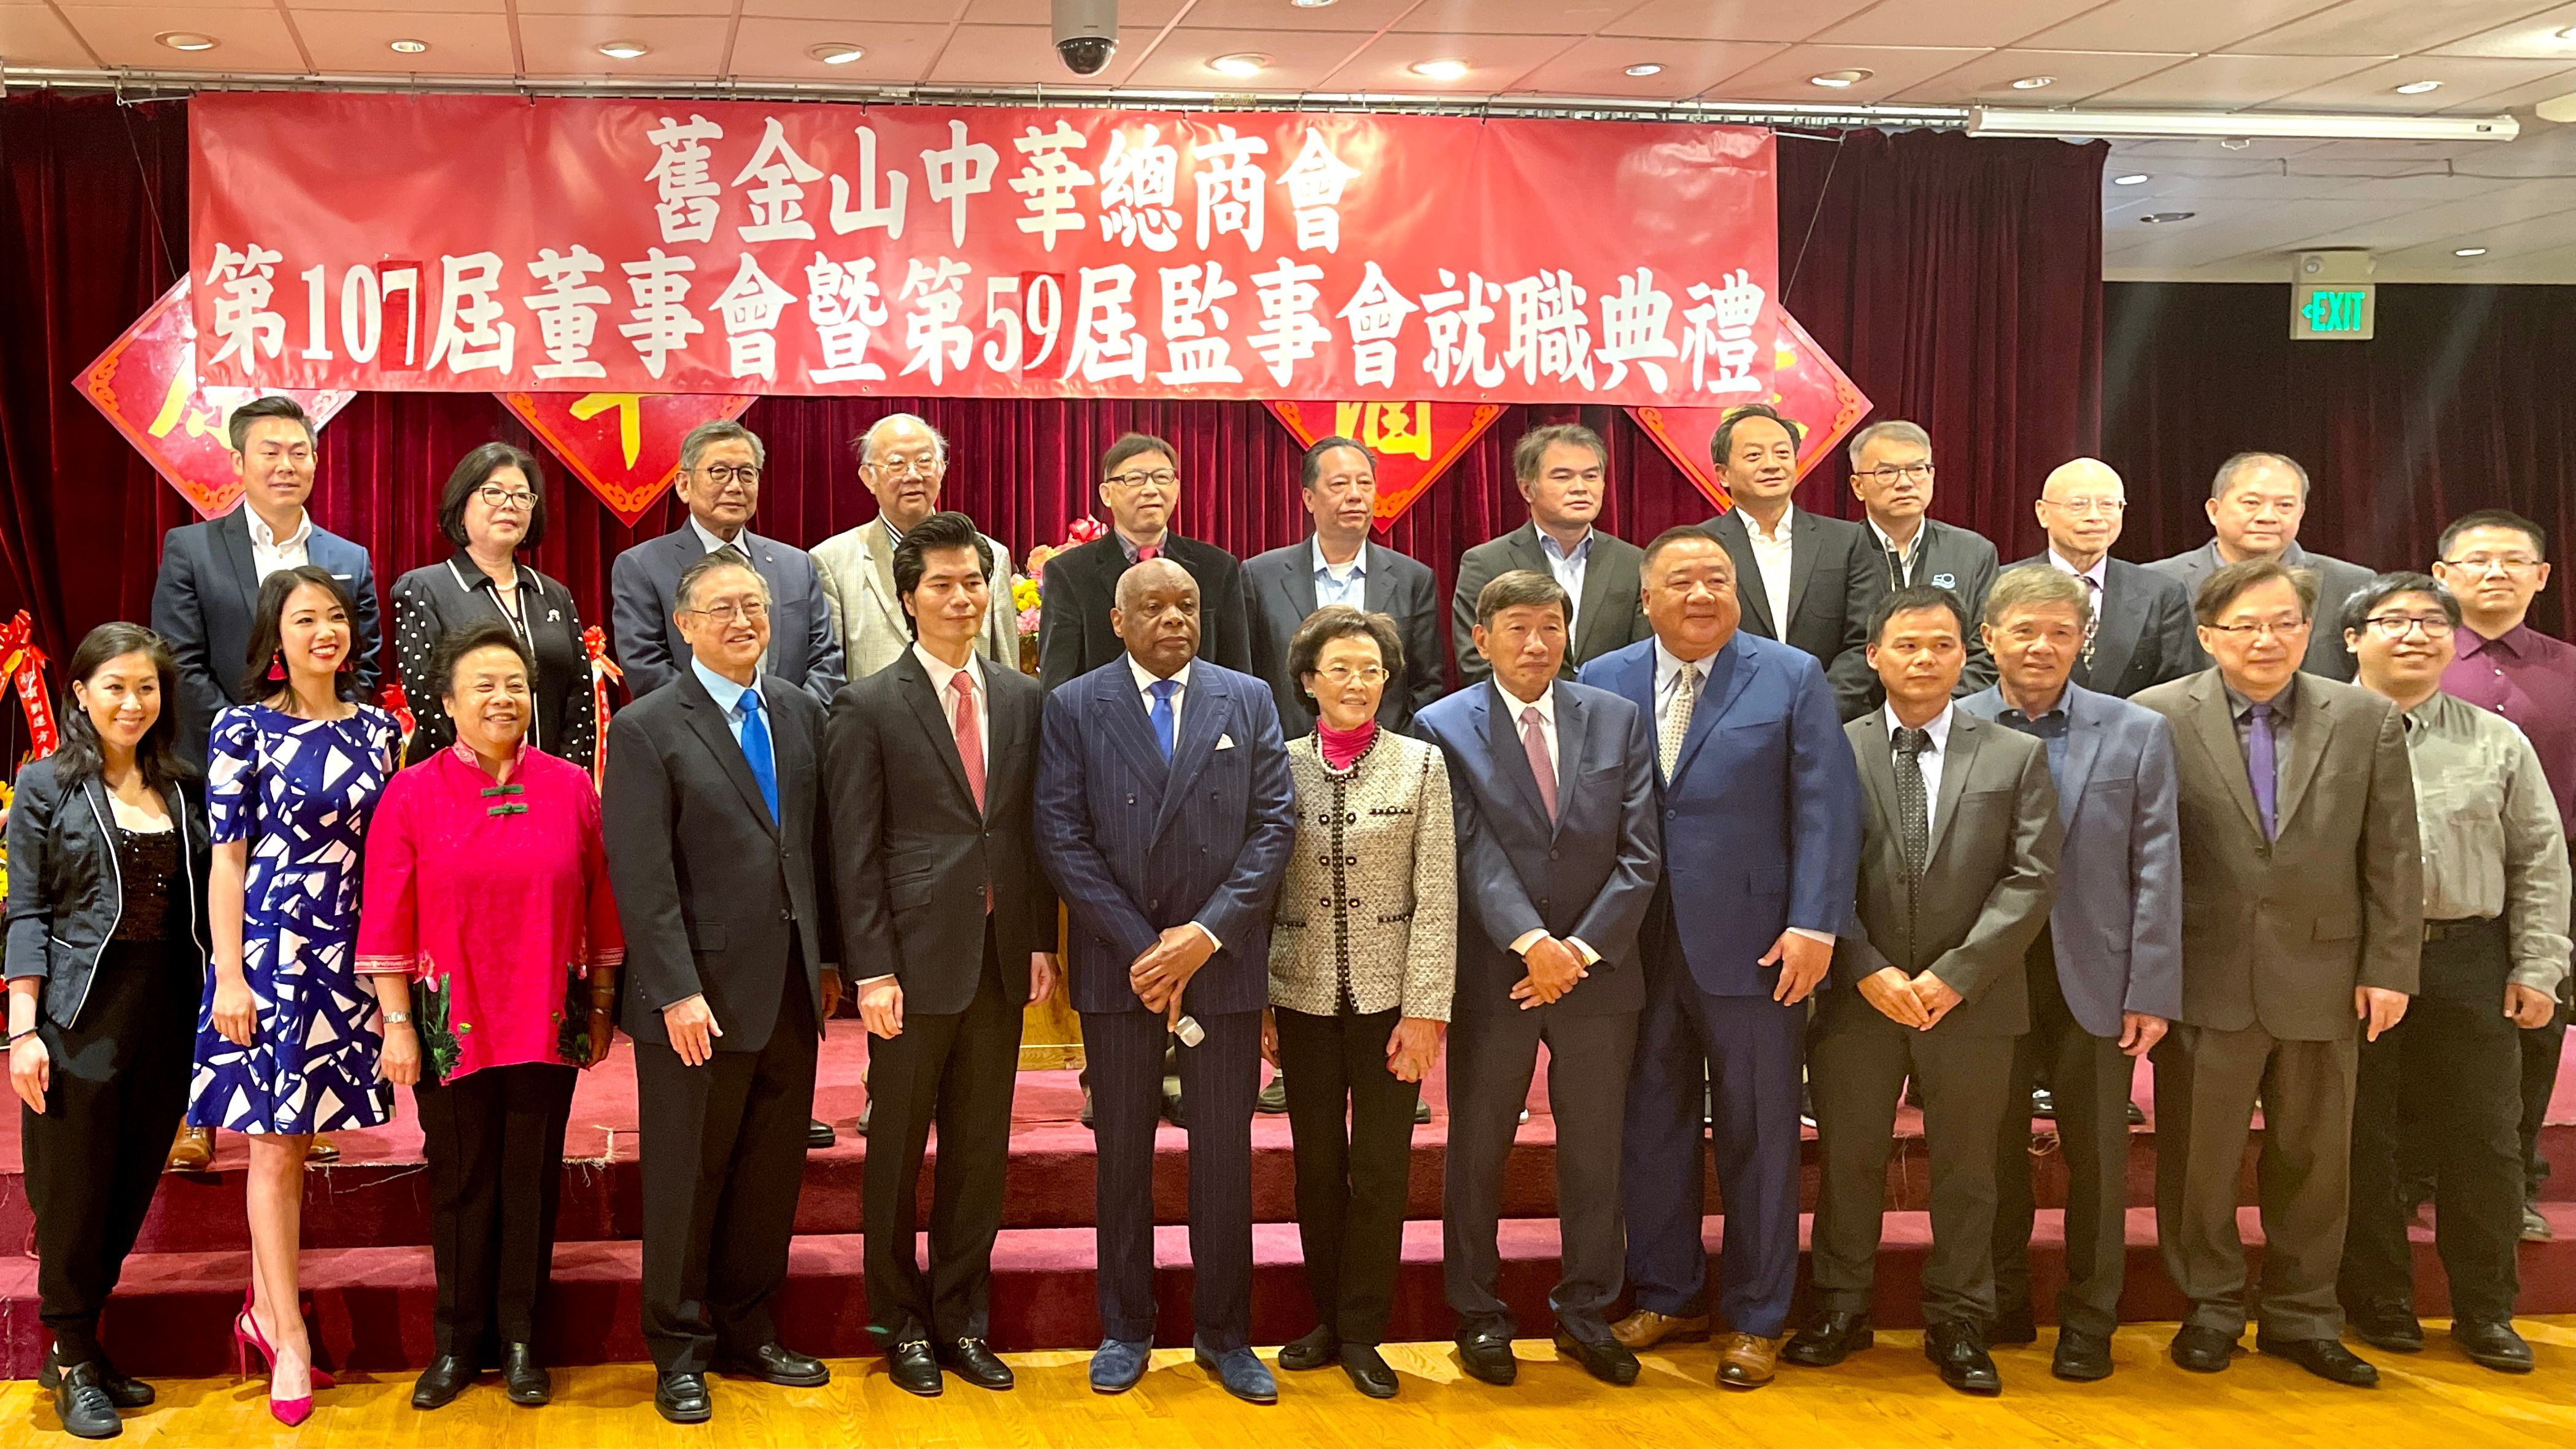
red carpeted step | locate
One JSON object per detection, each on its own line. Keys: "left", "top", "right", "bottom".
{"left": 9, "top": 1204, "right": 2568, "bottom": 1378}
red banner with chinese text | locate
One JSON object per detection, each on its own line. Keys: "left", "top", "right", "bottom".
{"left": 499, "top": 390, "right": 756, "bottom": 525}
{"left": 190, "top": 95, "right": 1779, "bottom": 406}
{"left": 1262, "top": 400, "right": 1505, "bottom": 531}
{"left": 1628, "top": 311, "right": 1873, "bottom": 513}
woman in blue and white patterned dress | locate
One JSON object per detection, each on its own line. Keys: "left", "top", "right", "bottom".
{"left": 189, "top": 565, "right": 398, "bottom": 1423}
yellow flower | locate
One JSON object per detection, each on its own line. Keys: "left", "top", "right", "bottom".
{"left": 1012, "top": 578, "right": 1043, "bottom": 611}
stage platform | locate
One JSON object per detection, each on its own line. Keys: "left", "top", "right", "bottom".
{"left": 2, "top": 1031, "right": 2569, "bottom": 1377}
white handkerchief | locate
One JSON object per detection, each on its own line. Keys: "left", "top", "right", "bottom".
{"left": 1215, "top": 733, "right": 1236, "bottom": 750}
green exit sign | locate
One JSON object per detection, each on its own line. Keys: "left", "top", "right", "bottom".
{"left": 2293, "top": 282, "right": 2375, "bottom": 341}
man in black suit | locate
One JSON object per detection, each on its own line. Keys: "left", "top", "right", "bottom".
{"left": 1450, "top": 424, "right": 1650, "bottom": 685}
{"left": 603, "top": 550, "right": 840, "bottom": 1426}
{"left": 1698, "top": 402, "right": 1884, "bottom": 720}
{"left": 827, "top": 512, "right": 1057, "bottom": 1399}
{"left": 2143, "top": 451, "right": 2374, "bottom": 681}
{"left": 1847, "top": 420, "right": 2001, "bottom": 701}
{"left": 2016, "top": 458, "right": 2195, "bottom": 698}
{"left": 1242, "top": 435, "right": 1444, "bottom": 735}
{"left": 1037, "top": 431, "right": 1253, "bottom": 694}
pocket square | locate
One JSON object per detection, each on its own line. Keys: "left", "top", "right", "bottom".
{"left": 1215, "top": 733, "right": 1236, "bottom": 750}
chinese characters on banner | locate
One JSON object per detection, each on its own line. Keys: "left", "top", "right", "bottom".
{"left": 1627, "top": 311, "right": 1873, "bottom": 513}
{"left": 189, "top": 96, "right": 1781, "bottom": 407}
{"left": 498, "top": 390, "right": 756, "bottom": 525}
{"left": 1263, "top": 400, "right": 1505, "bottom": 530}
{"left": 75, "top": 278, "right": 356, "bottom": 519}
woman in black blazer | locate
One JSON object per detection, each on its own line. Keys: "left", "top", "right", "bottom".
{"left": 6, "top": 623, "right": 210, "bottom": 1437}
{"left": 389, "top": 444, "right": 595, "bottom": 771}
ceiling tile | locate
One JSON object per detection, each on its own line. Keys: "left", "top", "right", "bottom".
{"left": 1814, "top": 0, "right": 2108, "bottom": 50}
{"left": 1121, "top": 25, "right": 1374, "bottom": 90}
{"left": 513, "top": 12, "right": 732, "bottom": 75}
{"left": 741, "top": 0, "right": 969, "bottom": 18}
{"left": 2024, "top": 0, "right": 2369, "bottom": 55}
{"left": 956, "top": 0, "right": 1184, "bottom": 21}
{"left": 1184, "top": 0, "right": 1415, "bottom": 26}
{"left": 2439, "top": 70, "right": 2576, "bottom": 108}
{"left": 1887, "top": 47, "right": 2191, "bottom": 104}
{"left": 291, "top": 10, "right": 515, "bottom": 72}
{"left": 1599, "top": 0, "right": 1879, "bottom": 44}
{"left": 921, "top": 22, "right": 1150, "bottom": 85}
{"left": 0, "top": 4, "right": 98, "bottom": 65}
{"left": 1695, "top": 42, "right": 1991, "bottom": 102}
{"left": 2106, "top": 136, "right": 2337, "bottom": 158}
{"left": 2280, "top": 178, "right": 2576, "bottom": 248}
{"left": 2227, "top": 0, "right": 2533, "bottom": 57}
{"left": 1323, "top": 31, "right": 1578, "bottom": 91}
{"left": 2261, "top": 53, "right": 2576, "bottom": 109}
{"left": 2429, "top": 3, "right": 2576, "bottom": 59}
{"left": 725, "top": 17, "right": 953, "bottom": 81}
{"left": 1394, "top": 0, "right": 1630, "bottom": 36}
{"left": 58, "top": 6, "right": 307, "bottom": 69}
{"left": 514, "top": 0, "right": 729, "bottom": 15}
{"left": 281, "top": 0, "right": 503, "bottom": 12}
{"left": 1506, "top": 35, "right": 1785, "bottom": 97}
{"left": 2087, "top": 52, "right": 2392, "bottom": 106}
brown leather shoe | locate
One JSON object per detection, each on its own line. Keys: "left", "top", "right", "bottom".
{"left": 1610, "top": 1310, "right": 1711, "bottom": 1350}
{"left": 166, "top": 1126, "right": 214, "bottom": 1173}
{"left": 1715, "top": 1332, "right": 1784, "bottom": 1389}
{"left": 306, "top": 1134, "right": 340, "bottom": 1164}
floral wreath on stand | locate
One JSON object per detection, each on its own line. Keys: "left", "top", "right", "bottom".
{"left": 1013, "top": 516, "right": 1108, "bottom": 676}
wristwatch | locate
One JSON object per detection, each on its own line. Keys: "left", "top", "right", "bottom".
{"left": 383, "top": 1010, "right": 412, "bottom": 1026}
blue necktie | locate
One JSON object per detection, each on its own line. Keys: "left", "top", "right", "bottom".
{"left": 1148, "top": 679, "right": 1179, "bottom": 761}
{"left": 737, "top": 688, "right": 779, "bottom": 823}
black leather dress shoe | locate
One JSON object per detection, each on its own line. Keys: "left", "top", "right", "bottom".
{"left": 1989, "top": 1304, "right": 2038, "bottom": 1345}
{"left": 41, "top": 1349, "right": 151, "bottom": 1409}
{"left": 2029, "top": 1086, "right": 2057, "bottom": 1119}
{"left": 1782, "top": 1312, "right": 1873, "bottom": 1367}
{"left": 2451, "top": 1319, "right": 2533, "bottom": 1374}
{"left": 888, "top": 1340, "right": 943, "bottom": 1397}
{"left": 1160, "top": 1080, "right": 1186, "bottom": 1127}
{"left": 2125, "top": 1099, "right": 2145, "bottom": 1126}
{"left": 2256, "top": 1334, "right": 2378, "bottom": 1386}
{"left": 1342, "top": 1344, "right": 1398, "bottom": 1399}
{"left": 939, "top": 1337, "right": 1015, "bottom": 1391}
{"left": 2051, "top": 1329, "right": 2113, "bottom": 1382}
{"left": 807, "top": 1117, "right": 836, "bottom": 1149}
{"left": 856, "top": 1100, "right": 872, "bottom": 1137}
{"left": 2348, "top": 1300, "right": 2423, "bottom": 1353}
{"left": 52, "top": 1361, "right": 121, "bottom": 1440}
{"left": 716, "top": 1342, "right": 831, "bottom": 1387}
{"left": 2169, "top": 1324, "right": 2236, "bottom": 1372}
{"left": 1553, "top": 1329, "right": 1639, "bottom": 1386}
{"left": 1256, "top": 1074, "right": 1290, "bottom": 1114}
{"left": 501, "top": 1342, "right": 550, "bottom": 1405}
{"left": 1456, "top": 1332, "right": 1517, "bottom": 1386}
{"left": 412, "top": 1353, "right": 476, "bottom": 1410}
{"left": 1924, "top": 1321, "right": 2001, "bottom": 1396}
{"left": 656, "top": 1371, "right": 712, "bottom": 1424}
{"left": 1278, "top": 1326, "right": 1340, "bottom": 1372}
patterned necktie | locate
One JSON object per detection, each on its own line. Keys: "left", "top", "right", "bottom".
{"left": 950, "top": 671, "right": 985, "bottom": 812}
{"left": 735, "top": 687, "right": 779, "bottom": 824}
{"left": 1148, "top": 678, "right": 1179, "bottom": 761}
{"left": 1660, "top": 661, "right": 1701, "bottom": 782}
{"left": 2080, "top": 574, "right": 2101, "bottom": 672}
{"left": 1893, "top": 726, "right": 1932, "bottom": 891}
{"left": 2247, "top": 701, "right": 2278, "bottom": 840}
{"left": 1522, "top": 706, "right": 1559, "bottom": 823}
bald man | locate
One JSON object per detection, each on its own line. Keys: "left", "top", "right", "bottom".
{"left": 2012, "top": 459, "right": 2196, "bottom": 698}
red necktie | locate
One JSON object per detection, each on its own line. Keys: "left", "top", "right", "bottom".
{"left": 1135, "top": 543, "right": 1161, "bottom": 561}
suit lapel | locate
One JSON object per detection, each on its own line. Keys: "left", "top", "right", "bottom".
{"left": 680, "top": 673, "right": 778, "bottom": 836}
{"left": 1668, "top": 640, "right": 1752, "bottom": 785}
{"left": 1480, "top": 684, "right": 1556, "bottom": 829}
{"left": 2057, "top": 689, "right": 2107, "bottom": 827}
{"left": 1925, "top": 709, "right": 1984, "bottom": 862}
{"left": 2273, "top": 681, "right": 2338, "bottom": 834}
{"left": 2087, "top": 563, "right": 2145, "bottom": 688}
{"left": 986, "top": 674, "right": 1036, "bottom": 813}
{"left": 1279, "top": 547, "right": 1321, "bottom": 622}
{"left": 1784, "top": 509, "right": 1821, "bottom": 632}
{"left": 2181, "top": 673, "right": 2268, "bottom": 840}
{"left": 1154, "top": 666, "right": 1229, "bottom": 842}
{"left": 1506, "top": 522, "right": 1549, "bottom": 576}
{"left": 1549, "top": 683, "right": 1588, "bottom": 841}
{"left": 1710, "top": 514, "right": 1777, "bottom": 637}
{"left": 894, "top": 654, "right": 978, "bottom": 811}
{"left": 863, "top": 524, "right": 908, "bottom": 639}
{"left": 1360, "top": 544, "right": 1393, "bottom": 615}
{"left": 214, "top": 509, "right": 261, "bottom": 623}
{"left": 1852, "top": 711, "right": 1900, "bottom": 862}
{"left": 1574, "top": 538, "right": 1619, "bottom": 662}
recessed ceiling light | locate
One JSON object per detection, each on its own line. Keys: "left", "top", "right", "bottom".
{"left": 2011, "top": 75, "right": 2056, "bottom": 90}
{"left": 1291, "top": 0, "right": 1339, "bottom": 6}
{"left": 2392, "top": 79, "right": 2442, "bottom": 95}
{"left": 2112, "top": 172, "right": 2151, "bottom": 185}
{"left": 389, "top": 38, "right": 428, "bottom": 55}
{"left": 2139, "top": 211, "right": 2197, "bottom": 223}
{"left": 598, "top": 39, "right": 649, "bottom": 60}
{"left": 2454, "top": 246, "right": 2489, "bottom": 257}
{"left": 806, "top": 42, "right": 865, "bottom": 64}
{"left": 1624, "top": 62, "right": 1665, "bottom": 77}
{"left": 155, "top": 31, "right": 217, "bottom": 52}
{"left": 1809, "top": 69, "right": 1872, "bottom": 88}
{"left": 1210, "top": 53, "right": 1271, "bottom": 77}
{"left": 1410, "top": 59, "right": 1469, "bottom": 81}
{"left": 2219, "top": 136, "right": 2253, "bottom": 150}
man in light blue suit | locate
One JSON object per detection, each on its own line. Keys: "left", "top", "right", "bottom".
{"left": 1580, "top": 528, "right": 1863, "bottom": 1389}
{"left": 1957, "top": 565, "right": 2181, "bottom": 1382}
{"left": 1033, "top": 557, "right": 1297, "bottom": 1404}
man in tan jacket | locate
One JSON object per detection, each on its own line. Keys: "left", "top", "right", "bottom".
{"left": 812, "top": 412, "right": 1018, "bottom": 682}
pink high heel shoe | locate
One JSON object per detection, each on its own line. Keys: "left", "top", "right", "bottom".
{"left": 233, "top": 1289, "right": 330, "bottom": 1425}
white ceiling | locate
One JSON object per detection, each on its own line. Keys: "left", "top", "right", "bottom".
{"left": 6, "top": 0, "right": 2572, "bottom": 280}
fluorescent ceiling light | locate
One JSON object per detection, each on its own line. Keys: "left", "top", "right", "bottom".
{"left": 1211, "top": 53, "right": 1270, "bottom": 77}
{"left": 806, "top": 42, "right": 865, "bottom": 64}
{"left": 1624, "top": 63, "right": 1665, "bottom": 77}
{"left": 2454, "top": 247, "right": 2488, "bottom": 257}
{"left": 2111, "top": 172, "right": 2151, "bottom": 185}
{"left": 1967, "top": 107, "right": 2518, "bottom": 143}
{"left": 598, "top": 39, "right": 649, "bottom": 60}
{"left": 1810, "top": 69, "right": 1871, "bottom": 88}
{"left": 1410, "top": 59, "right": 1469, "bottom": 80}
{"left": 2392, "top": 79, "right": 2441, "bottom": 95}
{"left": 2138, "top": 211, "right": 2195, "bottom": 223}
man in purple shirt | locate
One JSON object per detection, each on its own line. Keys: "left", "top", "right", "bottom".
{"left": 2434, "top": 508, "right": 2574, "bottom": 1242}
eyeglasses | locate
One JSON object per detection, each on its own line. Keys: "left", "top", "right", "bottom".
{"left": 2040, "top": 496, "right": 2125, "bottom": 517}
{"left": 868, "top": 456, "right": 941, "bottom": 477}
{"left": 1108, "top": 469, "right": 1179, "bottom": 489}
{"left": 1858, "top": 463, "right": 1935, "bottom": 484}
{"left": 682, "top": 600, "right": 769, "bottom": 624}
{"left": 1313, "top": 664, "right": 1388, "bottom": 687}
{"left": 2359, "top": 614, "right": 2455, "bottom": 639}
{"left": 2203, "top": 619, "right": 2311, "bottom": 641}
{"left": 698, "top": 464, "right": 762, "bottom": 487}
{"left": 2440, "top": 554, "right": 2542, "bottom": 575}
{"left": 474, "top": 485, "right": 537, "bottom": 510}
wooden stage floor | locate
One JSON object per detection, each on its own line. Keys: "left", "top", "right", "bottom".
{"left": 5, "top": 1319, "right": 2566, "bottom": 1448}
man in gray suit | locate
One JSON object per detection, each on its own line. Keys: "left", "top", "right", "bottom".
{"left": 1696, "top": 402, "right": 1885, "bottom": 720}
{"left": 1786, "top": 583, "right": 2060, "bottom": 1397}
{"left": 2132, "top": 557, "right": 2420, "bottom": 1387}
{"left": 1242, "top": 436, "right": 1443, "bottom": 735}
{"left": 1450, "top": 425, "right": 1649, "bottom": 685}
{"left": 2014, "top": 458, "right": 2195, "bottom": 698}
{"left": 2144, "top": 452, "right": 2373, "bottom": 681}
{"left": 1847, "top": 420, "right": 2000, "bottom": 700}
{"left": 610, "top": 420, "right": 845, "bottom": 707}
{"left": 1959, "top": 566, "right": 2182, "bottom": 1381}
{"left": 812, "top": 413, "right": 1017, "bottom": 682}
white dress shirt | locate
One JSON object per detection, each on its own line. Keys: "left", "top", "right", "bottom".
{"left": 1744, "top": 504, "right": 1797, "bottom": 632}
{"left": 2047, "top": 547, "right": 2109, "bottom": 611}
{"left": 914, "top": 643, "right": 988, "bottom": 779}
{"left": 1126, "top": 654, "right": 1220, "bottom": 952}
{"left": 1492, "top": 676, "right": 1599, "bottom": 966}
{"left": 246, "top": 506, "right": 313, "bottom": 581}
{"left": 689, "top": 514, "right": 750, "bottom": 556}
{"left": 1310, "top": 537, "right": 1368, "bottom": 611}
{"left": 1539, "top": 527, "right": 1595, "bottom": 638}
{"left": 1882, "top": 700, "right": 1955, "bottom": 846}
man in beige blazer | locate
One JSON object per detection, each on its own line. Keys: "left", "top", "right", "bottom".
{"left": 813, "top": 412, "right": 1018, "bottom": 682}
{"left": 2131, "top": 557, "right": 2421, "bottom": 1388}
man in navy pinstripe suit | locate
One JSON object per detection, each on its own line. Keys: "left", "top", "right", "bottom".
{"left": 1035, "top": 557, "right": 1299, "bottom": 1402}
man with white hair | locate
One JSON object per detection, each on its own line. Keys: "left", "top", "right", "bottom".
{"left": 813, "top": 413, "right": 1019, "bottom": 680}
{"left": 2145, "top": 452, "right": 2373, "bottom": 681}
{"left": 2010, "top": 458, "right": 2196, "bottom": 698}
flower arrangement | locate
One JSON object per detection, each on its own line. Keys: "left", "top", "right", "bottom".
{"left": 1014, "top": 516, "right": 1107, "bottom": 674}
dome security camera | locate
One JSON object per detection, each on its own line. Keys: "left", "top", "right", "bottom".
{"left": 1053, "top": 0, "right": 1118, "bottom": 77}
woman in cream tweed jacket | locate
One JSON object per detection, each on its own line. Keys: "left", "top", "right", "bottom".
{"left": 1263, "top": 605, "right": 1455, "bottom": 1398}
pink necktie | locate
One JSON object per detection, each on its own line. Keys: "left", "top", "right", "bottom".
{"left": 1522, "top": 706, "right": 1558, "bottom": 823}
{"left": 950, "top": 671, "right": 986, "bottom": 812}
{"left": 1135, "top": 543, "right": 1161, "bottom": 561}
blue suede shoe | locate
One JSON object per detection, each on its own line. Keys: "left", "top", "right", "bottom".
{"left": 1091, "top": 1339, "right": 1151, "bottom": 1394}
{"left": 1194, "top": 1341, "right": 1278, "bottom": 1404}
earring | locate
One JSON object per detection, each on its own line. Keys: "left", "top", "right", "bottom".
{"left": 267, "top": 653, "right": 286, "bottom": 682}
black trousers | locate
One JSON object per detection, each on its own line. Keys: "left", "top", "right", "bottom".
{"left": 23, "top": 939, "right": 195, "bottom": 1367}
{"left": 2342, "top": 921, "right": 2526, "bottom": 1325}
{"left": 2518, "top": 992, "right": 2569, "bottom": 1202}
{"left": 862, "top": 925, "right": 1023, "bottom": 1345}
{"left": 1275, "top": 1005, "right": 1421, "bottom": 1347}
{"left": 1994, "top": 929, "right": 2136, "bottom": 1338}
{"left": 634, "top": 960, "right": 819, "bottom": 1373}
{"left": 416, "top": 1061, "right": 578, "bottom": 1357}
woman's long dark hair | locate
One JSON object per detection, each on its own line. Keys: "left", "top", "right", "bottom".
{"left": 52, "top": 622, "right": 193, "bottom": 789}
{"left": 239, "top": 564, "right": 366, "bottom": 706}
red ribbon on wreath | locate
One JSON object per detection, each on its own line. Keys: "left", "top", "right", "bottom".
{"left": 584, "top": 625, "right": 623, "bottom": 790}
{"left": 0, "top": 612, "right": 61, "bottom": 758}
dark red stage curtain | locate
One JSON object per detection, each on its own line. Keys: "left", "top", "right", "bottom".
{"left": 2102, "top": 280, "right": 2574, "bottom": 639}
{"left": 1, "top": 93, "right": 2110, "bottom": 701}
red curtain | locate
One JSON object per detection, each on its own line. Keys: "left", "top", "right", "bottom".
{"left": 2, "top": 93, "right": 2114, "bottom": 709}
